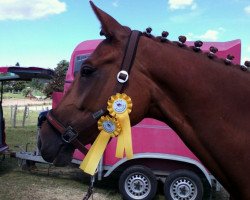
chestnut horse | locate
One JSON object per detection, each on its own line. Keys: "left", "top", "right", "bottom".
{"left": 39, "top": 2, "right": 250, "bottom": 199}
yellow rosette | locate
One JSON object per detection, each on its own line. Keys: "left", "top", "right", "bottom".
{"left": 80, "top": 116, "right": 121, "bottom": 175}
{"left": 107, "top": 93, "right": 133, "bottom": 159}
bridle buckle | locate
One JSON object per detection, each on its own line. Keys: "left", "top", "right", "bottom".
{"left": 62, "top": 126, "right": 78, "bottom": 143}
{"left": 117, "top": 70, "right": 129, "bottom": 83}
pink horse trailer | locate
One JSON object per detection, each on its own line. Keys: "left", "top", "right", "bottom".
{"left": 51, "top": 39, "right": 241, "bottom": 200}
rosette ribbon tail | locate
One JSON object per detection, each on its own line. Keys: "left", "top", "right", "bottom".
{"left": 107, "top": 93, "right": 133, "bottom": 159}
{"left": 80, "top": 131, "right": 110, "bottom": 175}
{"left": 116, "top": 113, "right": 133, "bottom": 159}
{"left": 80, "top": 116, "right": 121, "bottom": 176}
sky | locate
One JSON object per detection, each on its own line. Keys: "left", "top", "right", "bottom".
{"left": 0, "top": 0, "right": 250, "bottom": 69}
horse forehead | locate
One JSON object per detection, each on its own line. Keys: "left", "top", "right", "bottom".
{"left": 89, "top": 42, "right": 123, "bottom": 66}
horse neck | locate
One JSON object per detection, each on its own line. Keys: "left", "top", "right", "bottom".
{"left": 137, "top": 37, "right": 250, "bottom": 196}
{"left": 138, "top": 37, "right": 250, "bottom": 134}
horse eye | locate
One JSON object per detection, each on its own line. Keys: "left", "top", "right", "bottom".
{"left": 81, "top": 66, "right": 96, "bottom": 77}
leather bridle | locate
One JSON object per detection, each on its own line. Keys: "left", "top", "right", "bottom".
{"left": 46, "top": 30, "right": 142, "bottom": 155}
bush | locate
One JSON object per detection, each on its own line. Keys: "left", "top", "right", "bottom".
{"left": 22, "top": 87, "right": 32, "bottom": 97}
{"left": 43, "top": 60, "right": 69, "bottom": 97}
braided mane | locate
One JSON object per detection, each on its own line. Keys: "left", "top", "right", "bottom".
{"left": 141, "top": 28, "right": 250, "bottom": 72}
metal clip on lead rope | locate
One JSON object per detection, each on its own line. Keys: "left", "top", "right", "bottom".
{"left": 82, "top": 175, "right": 96, "bottom": 200}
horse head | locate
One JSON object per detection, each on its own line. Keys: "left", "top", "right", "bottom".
{"left": 39, "top": 2, "right": 154, "bottom": 165}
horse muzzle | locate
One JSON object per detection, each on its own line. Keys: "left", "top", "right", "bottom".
{"left": 39, "top": 121, "right": 73, "bottom": 165}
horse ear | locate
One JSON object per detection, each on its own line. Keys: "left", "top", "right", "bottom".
{"left": 90, "top": 1, "right": 125, "bottom": 38}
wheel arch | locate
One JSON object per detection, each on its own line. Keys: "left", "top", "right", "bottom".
{"left": 103, "top": 153, "right": 212, "bottom": 187}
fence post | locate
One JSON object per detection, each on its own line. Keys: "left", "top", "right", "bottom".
{"left": 22, "top": 105, "right": 28, "bottom": 127}
{"left": 10, "top": 105, "right": 13, "bottom": 122}
{"left": 12, "top": 105, "right": 17, "bottom": 128}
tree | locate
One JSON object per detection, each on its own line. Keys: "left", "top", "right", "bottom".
{"left": 3, "top": 80, "right": 26, "bottom": 93}
{"left": 43, "top": 60, "right": 69, "bottom": 97}
{"left": 12, "top": 81, "right": 26, "bottom": 91}
{"left": 30, "top": 79, "right": 44, "bottom": 91}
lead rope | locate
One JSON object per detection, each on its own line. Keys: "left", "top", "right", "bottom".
{"left": 82, "top": 174, "right": 96, "bottom": 200}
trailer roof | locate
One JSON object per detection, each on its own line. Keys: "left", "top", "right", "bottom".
{"left": 0, "top": 67, "right": 54, "bottom": 81}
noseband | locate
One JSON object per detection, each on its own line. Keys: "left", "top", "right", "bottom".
{"left": 46, "top": 30, "right": 142, "bottom": 155}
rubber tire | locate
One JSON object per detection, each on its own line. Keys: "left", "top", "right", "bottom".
{"left": 164, "top": 170, "right": 203, "bottom": 200}
{"left": 119, "top": 165, "right": 158, "bottom": 200}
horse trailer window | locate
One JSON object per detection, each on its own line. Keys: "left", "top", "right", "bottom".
{"left": 74, "top": 54, "right": 90, "bottom": 76}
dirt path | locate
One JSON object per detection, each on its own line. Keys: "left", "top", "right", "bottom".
{"left": 2, "top": 98, "right": 52, "bottom": 106}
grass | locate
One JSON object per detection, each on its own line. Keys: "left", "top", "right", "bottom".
{"left": 0, "top": 158, "right": 96, "bottom": 200}
{"left": 31, "top": 90, "right": 44, "bottom": 96}
{"left": 3, "top": 106, "right": 42, "bottom": 127}
{"left": 4, "top": 126, "right": 37, "bottom": 149}
{"left": 3, "top": 92, "right": 25, "bottom": 99}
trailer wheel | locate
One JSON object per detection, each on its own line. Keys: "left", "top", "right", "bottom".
{"left": 164, "top": 170, "right": 203, "bottom": 200}
{"left": 119, "top": 165, "right": 157, "bottom": 200}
